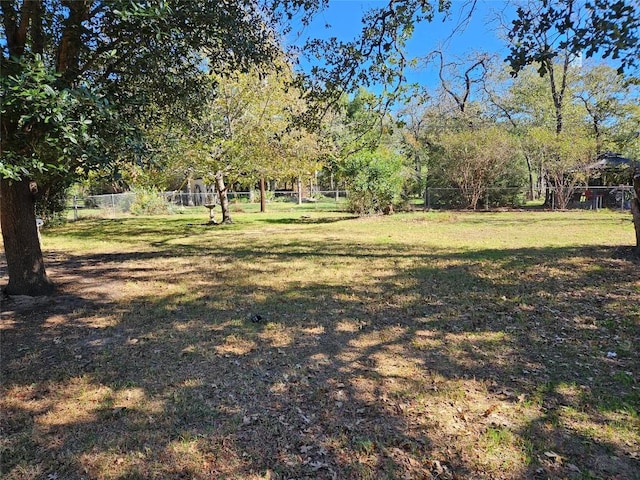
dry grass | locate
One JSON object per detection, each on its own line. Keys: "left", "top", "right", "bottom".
{"left": 1, "top": 208, "right": 639, "bottom": 479}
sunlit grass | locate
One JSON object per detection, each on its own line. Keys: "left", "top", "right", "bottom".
{"left": 2, "top": 208, "right": 638, "bottom": 479}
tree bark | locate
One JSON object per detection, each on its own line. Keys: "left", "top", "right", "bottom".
{"left": 56, "top": 1, "right": 91, "bottom": 81}
{"left": 632, "top": 175, "right": 640, "bottom": 254}
{"left": 0, "top": 0, "right": 80, "bottom": 296}
{"left": 524, "top": 153, "right": 534, "bottom": 201}
{"left": 1, "top": 178, "right": 54, "bottom": 295}
{"left": 259, "top": 176, "right": 266, "bottom": 213}
{"left": 214, "top": 171, "right": 232, "bottom": 224}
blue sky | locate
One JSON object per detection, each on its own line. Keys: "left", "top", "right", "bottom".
{"left": 287, "top": 0, "right": 515, "bottom": 89}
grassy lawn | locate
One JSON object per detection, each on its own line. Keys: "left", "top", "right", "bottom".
{"left": 1, "top": 207, "right": 639, "bottom": 479}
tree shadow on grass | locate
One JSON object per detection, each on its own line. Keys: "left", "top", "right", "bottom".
{"left": 1, "top": 241, "right": 638, "bottom": 479}
{"left": 261, "top": 215, "right": 359, "bottom": 225}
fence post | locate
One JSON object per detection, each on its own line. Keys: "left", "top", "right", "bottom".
{"left": 73, "top": 195, "right": 78, "bottom": 221}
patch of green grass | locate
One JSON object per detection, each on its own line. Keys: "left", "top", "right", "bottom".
{"left": 612, "top": 371, "right": 635, "bottom": 388}
{"left": 483, "top": 426, "right": 514, "bottom": 451}
{"left": 598, "top": 390, "right": 639, "bottom": 417}
{"left": 353, "top": 438, "right": 375, "bottom": 454}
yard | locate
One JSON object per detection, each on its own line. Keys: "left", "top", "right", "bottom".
{"left": 1, "top": 207, "right": 639, "bottom": 479}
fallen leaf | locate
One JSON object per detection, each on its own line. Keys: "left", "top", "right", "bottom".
{"left": 309, "top": 461, "right": 327, "bottom": 471}
{"left": 543, "top": 451, "right": 563, "bottom": 464}
{"left": 483, "top": 404, "right": 498, "bottom": 417}
{"left": 296, "top": 407, "right": 310, "bottom": 423}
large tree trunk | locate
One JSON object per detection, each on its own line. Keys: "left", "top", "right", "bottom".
{"left": 214, "top": 171, "right": 232, "bottom": 224}
{"left": 0, "top": 179, "right": 54, "bottom": 296}
{"left": 632, "top": 175, "right": 640, "bottom": 254}
{"left": 1, "top": 0, "right": 86, "bottom": 297}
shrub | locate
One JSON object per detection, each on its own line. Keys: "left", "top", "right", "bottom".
{"left": 340, "top": 148, "right": 406, "bottom": 215}
{"left": 35, "top": 175, "right": 73, "bottom": 226}
{"left": 129, "top": 190, "right": 171, "bottom": 215}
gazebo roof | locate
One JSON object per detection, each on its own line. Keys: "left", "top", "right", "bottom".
{"left": 587, "top": 153, "right": 635, "bottom": 170}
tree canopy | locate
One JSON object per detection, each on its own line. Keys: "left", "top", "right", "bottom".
{"left": 507, "top": 0, "right": 640, "bottom": 76}
{"left": 2, "top": 0, "right": 640, "bottom": 295}
{"left": 0, "top": 0, "right": 311, "bottom": 295}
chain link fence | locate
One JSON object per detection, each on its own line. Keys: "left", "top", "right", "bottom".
{"left": 425, "top": 185, "right": 635, "bottom": 211}
{"left": 65, "top": 190, "right": 348, "bottom": 219}
{"left": 63, "top": 186, "right": 635, "bottom": 219}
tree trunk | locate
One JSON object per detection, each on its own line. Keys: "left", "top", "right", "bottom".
{"left": 297, "top": 177, "right": 303, "bottom": 205}
{"left": 524, "top": 153, "right": 534, "bottom": 201}
{"left": 55, "top": 1, "right": 91, "bottom": 81}
{"left": 259, "top": 176, "right": 266, "bottom": 213}
{"left": 543, "top": 169, "right": 553, "bottom": 208}
{"left": 214, "top": 171, "right": 232, "bottom": 224}
{"left": 0, "top": 179, "right": 54, "bottom": 296}
{"left": 632, "top": 175, "right": 640, "bottom": 254}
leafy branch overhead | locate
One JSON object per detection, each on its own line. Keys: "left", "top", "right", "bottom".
{"left": 298, "top": 1, "right": 455, "bottom": 111}
{"left": 507, "top": 0, "right": 640, "bottom": 76}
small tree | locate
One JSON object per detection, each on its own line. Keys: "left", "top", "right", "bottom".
{"left": 340, "top": 148, "right": 406, "bottom": 215}
{"left": 163, "top": 61, "right": 328, "bottom": 221}
{"left": 528, "top": 127, "right": 595, "bottom": 209}
{"left": 435, "top": 127, "right": 522, "bottom": 210}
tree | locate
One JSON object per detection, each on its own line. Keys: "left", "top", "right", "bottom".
{"left": 1, "top": 55, "right": 113, "bottom": 294}
{"left": 122, "top": 117, "right": 193, "bottom": 193}
{"left": 330, "top": 89, "right": 391, "bottom": 158}
{"left": 482, "top": 63, "right": 540, "bottom": 200}
{"left": 201, "top": 65, "right": 325, "bottom": 215}
{"left": 502, "top": 1, "right": 601, "bottom": 206}
{"left": 434, "top": 127, "right": 522, "bottom": 210}
{"left": 531, "top": 127, "right": 596, "bottom": 209}
{"left": 317, "top": 87, "right": 409, "bottom": 215}
{"left": 398, "top": 50, "right": 495, "bottom": 207}
{"left": 340, "top": 147, "right": 407, "bottom": 215}
{"left": 484, "top": 61, "right": 580, "bottom": 201}
{"left": 324, "top": 89, "right": 400, "bottom": 209}
{"left": 574, "top": 64, "right": 637, "bottom": 154}
{"left": 397, "top": 90, "right": 432, "bottom": 203}
{"left": 0, "top": 0, "right": 302, "bottom": 295}
{"left": 432, "top": 50, "right": 492, "bottom": 121}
